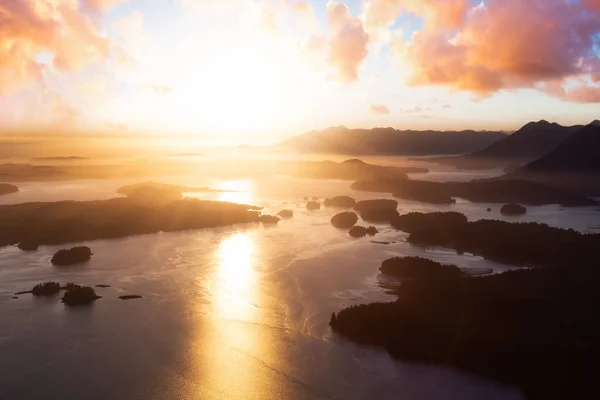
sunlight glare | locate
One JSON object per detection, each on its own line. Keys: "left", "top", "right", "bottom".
{"left": 218, "top": 179, "right": 254, "bottom": 204}
{"left": 211, "top": 232, "right": 258, "bottom": 321}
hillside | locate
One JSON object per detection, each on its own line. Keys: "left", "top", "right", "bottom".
{"left": 497, "top": 122, "right": 600, "bottom": 196}
{"left": 431, "top": 120, "right": 581, "bottom": 169}
{"left": 278, "top": 126, "right": 506, "bottom": 156}
{"left": 522, "top": 121, "right": 600, "bottom": 173}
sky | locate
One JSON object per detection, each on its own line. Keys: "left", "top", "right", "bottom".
{"left": 1, "top": 0, "right": 599, "bottom": 144}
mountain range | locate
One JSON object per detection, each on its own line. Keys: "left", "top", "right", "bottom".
{"left": 496, "top": 121, "right": 600, "bottom": 196}
{"left": 277, "top": 126, "right": 506, "bottom": 156}
{"left": 431, "top": 120, "right": 583, "bottom": 169}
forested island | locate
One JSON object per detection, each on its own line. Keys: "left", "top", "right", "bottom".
{"left": 331, "top": 211, "right": 600, "bottom": 399}
{"left": 352, "top": 178, "right": 596, "bottom": 206}
{"left": 0, "top": 197, "right": 261, "bottom": 247}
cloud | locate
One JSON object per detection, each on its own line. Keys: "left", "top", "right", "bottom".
{"left": 370, "top": 104, "right": 390, "bottom": 115}
{"left": 363, "top": 0, "right": 470, "bottom": 44}
{"left": 83, "top": 0, "right": 130, "bottom": 12}
{"left": 389, "top": 0, "right": 600, "bottom": 102}
{"left": 0, "top": 0, "right": 111, "bottom": 94}
{"left": 326, "top": 1, "right": 369, "bottom": 83}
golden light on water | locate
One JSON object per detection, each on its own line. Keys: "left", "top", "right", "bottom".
{"left": 211, "top": 232, "right": 258, "bottom": 322}
{"left": 218, "top": 179, "right": 254, "bottom": 204}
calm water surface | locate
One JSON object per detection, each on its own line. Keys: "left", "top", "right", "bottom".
{"left": 1, "top": 173, "right": 599, "bottom": 399}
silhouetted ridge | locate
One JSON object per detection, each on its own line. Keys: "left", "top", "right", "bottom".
{"left": 430, "top": 120, "right": 581, "bottom": 169}
{"left": 279, "top": 127, "right": 506, "bottom": 156}
{"left": 522, "top": 123, "right": 600, "bottom": 173}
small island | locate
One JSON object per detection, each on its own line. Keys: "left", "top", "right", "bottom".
{"left": 306, "top": 201, "right": 321, "bottom": 210}
{"left": 31, "top": 282, "right": 61, "bottom": 296}
{"left": 354, "top": 199, "right": 399, "bottom": 222}
{"left": 349, "top": 226, "right": 378, "bottom": 238}
{"left": 379, "top": 257, "right": 464, "bottom": 280}
{"left": 119, "top": 295, "right": 143, "bottom": 300}
{"left": 277, "top": 209, "right": 293, "bottom": 218}
{"left": 259, "top": 215, "right": 280, "bottom": 224}
{"left": 500, "top": 203, "right": 527, "bottom": 216}
{"left": 330, "top": 212, "right": 359, "bottom": 229}
{"left": 0, "top": 183, "right": 18, "bottom": 196}
{"left": 61, "top": 285, "right": 101, "bottom": 306}
{"left": 324, "top": 196, "right": 356, "bottom": 208}
{"left": 51, "top": 246, "right": 93, "bottom": 266}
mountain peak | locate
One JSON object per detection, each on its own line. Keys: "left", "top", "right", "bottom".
{"left": 590, "top": 120, "right": 600, "bottom": 127}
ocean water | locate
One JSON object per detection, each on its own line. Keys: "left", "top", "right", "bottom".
{"left": 1, "top": 173, "right": 599, "bottom": 399}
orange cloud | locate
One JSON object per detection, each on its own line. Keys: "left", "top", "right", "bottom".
{"left": 83, "top": 0, "right": 130, "bottom": 12}
{"left": 363, "top": 0, "right": 469, "bottom": 43}
{"left": 370, "top": 104, "right": 390, "bottom": 114}
{"left": 0, "top": 0, "right": 111, "bottom": 94}
{"left": 391, "top": 0, "right": 600, "bottom": 102}
{"left": 326, "top": 1, "right": 369, "bottom": 83}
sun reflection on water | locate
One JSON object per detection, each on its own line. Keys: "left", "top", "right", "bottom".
{"left": 211, "top": 231, "right": 258, "bottom": 322}
{"left": 217, "top": 179, "right": 254, "bottom": 204}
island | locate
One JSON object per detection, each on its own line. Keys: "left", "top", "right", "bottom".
{"left": 352, "top": 179, "right": 596, "bottom": 207}
{"left": 119, "top": 295, "right": 143, "bottom": 300}
{"left": 390, "top": 211, "right": 599, "bottom": 268}
{"left": 331, "top": 261, "right": 600, "bottom": 400}
{"left": 306, "top": 201, "right": 321, "bottom": 210}
{"left": 0, "top": 183, "right": 18, "bottom": 196}
{"left": 51, "top": 247, "right": 93, "bottom": 266}
{"left": 349, "top": 226, "right": 378, "bottom": 238}
{"left": 61, "top": 285, "right": 101, "bottom": 306}
{"left": 259, "top": 215, "right": 280, "bottom": 224}
{"left": 330, "top": 212, "right": 359, "bottom": 229}
{"left": 324, "top": 195, "right": 356, "bottom": 208}
{"left": 277, "top": 210, "right": 293, "bottom": 218}
{"left": 290, "top": 159, "right": 425, "bottom": 181}
{"left": 500, "top": 203, "right": 527, "bottom": 216}
{"left": 31, "top": 282, "right": 61, "bottom": 296}
{"left": 354, "top": 199, "right": 399, "bottom": 222}
{"left": 0, "top": 197, "right": 261, "bottom": 247}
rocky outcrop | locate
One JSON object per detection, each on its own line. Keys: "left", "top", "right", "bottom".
{"left": 119, "top": 295, "right": 143, "bottom": 300}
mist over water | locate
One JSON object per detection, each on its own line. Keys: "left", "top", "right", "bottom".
{"left": 1, "top": 156, "right": 599, "bottom": 399}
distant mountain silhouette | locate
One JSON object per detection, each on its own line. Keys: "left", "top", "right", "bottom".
{"left": 497, "top": 122, "right": 600, "bottom": 196}
{"left": 522, "top": 122, "right": 600, "bottom": 173}
{"left": 278, "top": 126, "right": 506, "bottom": 156}
{"left": 431, "top": 120, "right": 582, "bottom": 169}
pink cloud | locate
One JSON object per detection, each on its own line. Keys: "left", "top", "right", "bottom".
{"left": 0, "top": 0, "right": 111, "bottom": 94}
{"left": 326, "top": 1, "right": 369, "bottom": 83}
{"left": 389, "top": 0, "right": 600, "bottom": 102}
